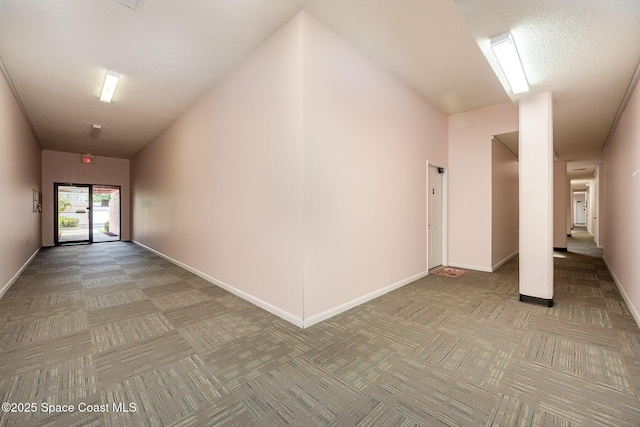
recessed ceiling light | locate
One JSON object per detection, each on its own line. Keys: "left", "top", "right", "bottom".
{"left": 490, "top": 33, "right": 529, "bottom": 95}
{"left": 100, "top": 70, "right": 119, "bottom": 103}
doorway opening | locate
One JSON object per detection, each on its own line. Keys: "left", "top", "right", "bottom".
{"left": 55, "top": 183, "right": 121, "bottom": 245}
{"left": 572, "top": 191, "right": 587, "bottom": 227}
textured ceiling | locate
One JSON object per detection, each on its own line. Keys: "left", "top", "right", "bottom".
{"left": 454, "top": 0, "right": 640, "bottom": 161}
{"left": 0, "top": 0, "right": 639, "bottom": 165}
{"left": 494, "top": 131, "right": 602, "bottom": 180}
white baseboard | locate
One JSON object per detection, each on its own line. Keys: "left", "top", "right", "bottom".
{"left": 302, "top": 270, "right": 429, "bottom": 328}
{"left": 492, "top": 250, "right": 519, "bottom": 272}
{"left": 132, "top": 241, "right": 304, "bottom": 328}
{"left": 448, "top": 262, "right": 492, "bottom": 273}
{"left": 603, "top": 255, "right": 640, "bottom": 329}
{"left": 0, "top": 248, "right": 40, "bottom": 299}
{"left": 133, "top": 241, "right": 427, "bottom": 329}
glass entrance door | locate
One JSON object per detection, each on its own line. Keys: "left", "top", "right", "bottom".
{"left": 92, "top": 185, "right": 121, "bottom": 243}
{"left": 56, "top": 184, "right": 92, "bottom": 244}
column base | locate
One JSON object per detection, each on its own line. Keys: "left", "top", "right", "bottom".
{"left": 520, "top": 294, "right": 554, "bottom": 307}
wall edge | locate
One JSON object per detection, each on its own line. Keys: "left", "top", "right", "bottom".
{"left": 132, "top": 241, "right": 304, "bottom": 328}
{"left": 303, "top": 270, "right": 428, "bottom": 328}
{"left": 0, "top": 247, "right": 40, "bottom": 299}
{"left": 603, "top": 255, "right": 640, "bottom": 328}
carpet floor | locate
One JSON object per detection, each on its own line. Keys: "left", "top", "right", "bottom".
{"left": 0, "top": 236, "right": 639, "bottom": 426}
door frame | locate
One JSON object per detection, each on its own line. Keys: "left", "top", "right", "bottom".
{"left": 92, "top": 184, "right": 122, "bottom": 243}
{"left": 55, "top": 182, "right": 92, "bottom": 245}
{"left": 427, "top": 161, "right": 447, "bottom": 270}
{"left": 54, "top": 182, "right": 122, "bottom": 245}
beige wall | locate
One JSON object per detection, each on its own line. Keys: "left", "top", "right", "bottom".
{"left": 603, "top": 79, "right": 640, "bottom": 326}
{"left": 302, "top": 13, "right": 448, "bottom": 321}
{"left": 449, "top": 102, "right": 518, "bottom": 271}
{"left": 491, "top": 139, "right": 519, "bottom": 270}
{"left": 131, "top": 13, "right": 305, "bottom": 322}
{"left": 131, "top": 12, "right": 448, "bottom": 326}
{"left": 41, "top": 150, "right": 130, "bottom": 246}
{"left": 0, "top": 69, "right": 42, "bottom": 297}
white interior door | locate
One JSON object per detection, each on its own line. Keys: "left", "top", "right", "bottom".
{"left": 428, "top": 166, "right": 443, "bottom": 269}
{"left": 594, "top": 183, "right": 599, "bottom": 243}
{"left": 575, "top": 200, "right": 586, "bottom": 224}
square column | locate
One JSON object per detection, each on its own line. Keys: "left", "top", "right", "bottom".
{"left": 519, "top": 92, "right": 554, "bottom": 306}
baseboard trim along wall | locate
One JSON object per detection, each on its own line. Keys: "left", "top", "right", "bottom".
{"left": 132, "top": 241, "right": 305, "bottom": 328}
{"left": 302, "top": 270, "right": 429, "bottom": 329}
{"left": 0, "top": 247, "right": 40, "bottom": 299}
{"left": 448, "top": 262, "right": 492, "bottom": 273}
{"left": 133, "top": 241, "right": 428, "bottom": 329}
{"left": 603, "top": 255, "right": 640, "bottom": 328}
{"left": 492, "top": 250, "right": 519, "bottom": 272}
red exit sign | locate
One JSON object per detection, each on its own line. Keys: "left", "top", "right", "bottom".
{"left": 82, "top": 154, "right": 94, "bottom": 164}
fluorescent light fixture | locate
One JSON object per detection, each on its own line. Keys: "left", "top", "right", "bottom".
{"left": 490, "top": 33, "right": 529, "bottom": 95}
{"left": 118, "top": 0, "right": 138, "bottom": 9}
{"left": 100, "top": 70, "right": 120, "bottom": 103}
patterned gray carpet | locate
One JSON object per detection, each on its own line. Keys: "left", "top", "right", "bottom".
{"left": 0, "top": 236, "right": 639, "bottom": 426}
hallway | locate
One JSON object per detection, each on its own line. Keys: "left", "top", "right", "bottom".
{"left": 0, "top": 242, "right": 638, "bottom": 425}
{"left": 567, "top": 226, "right": 603, "bottom": 258}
